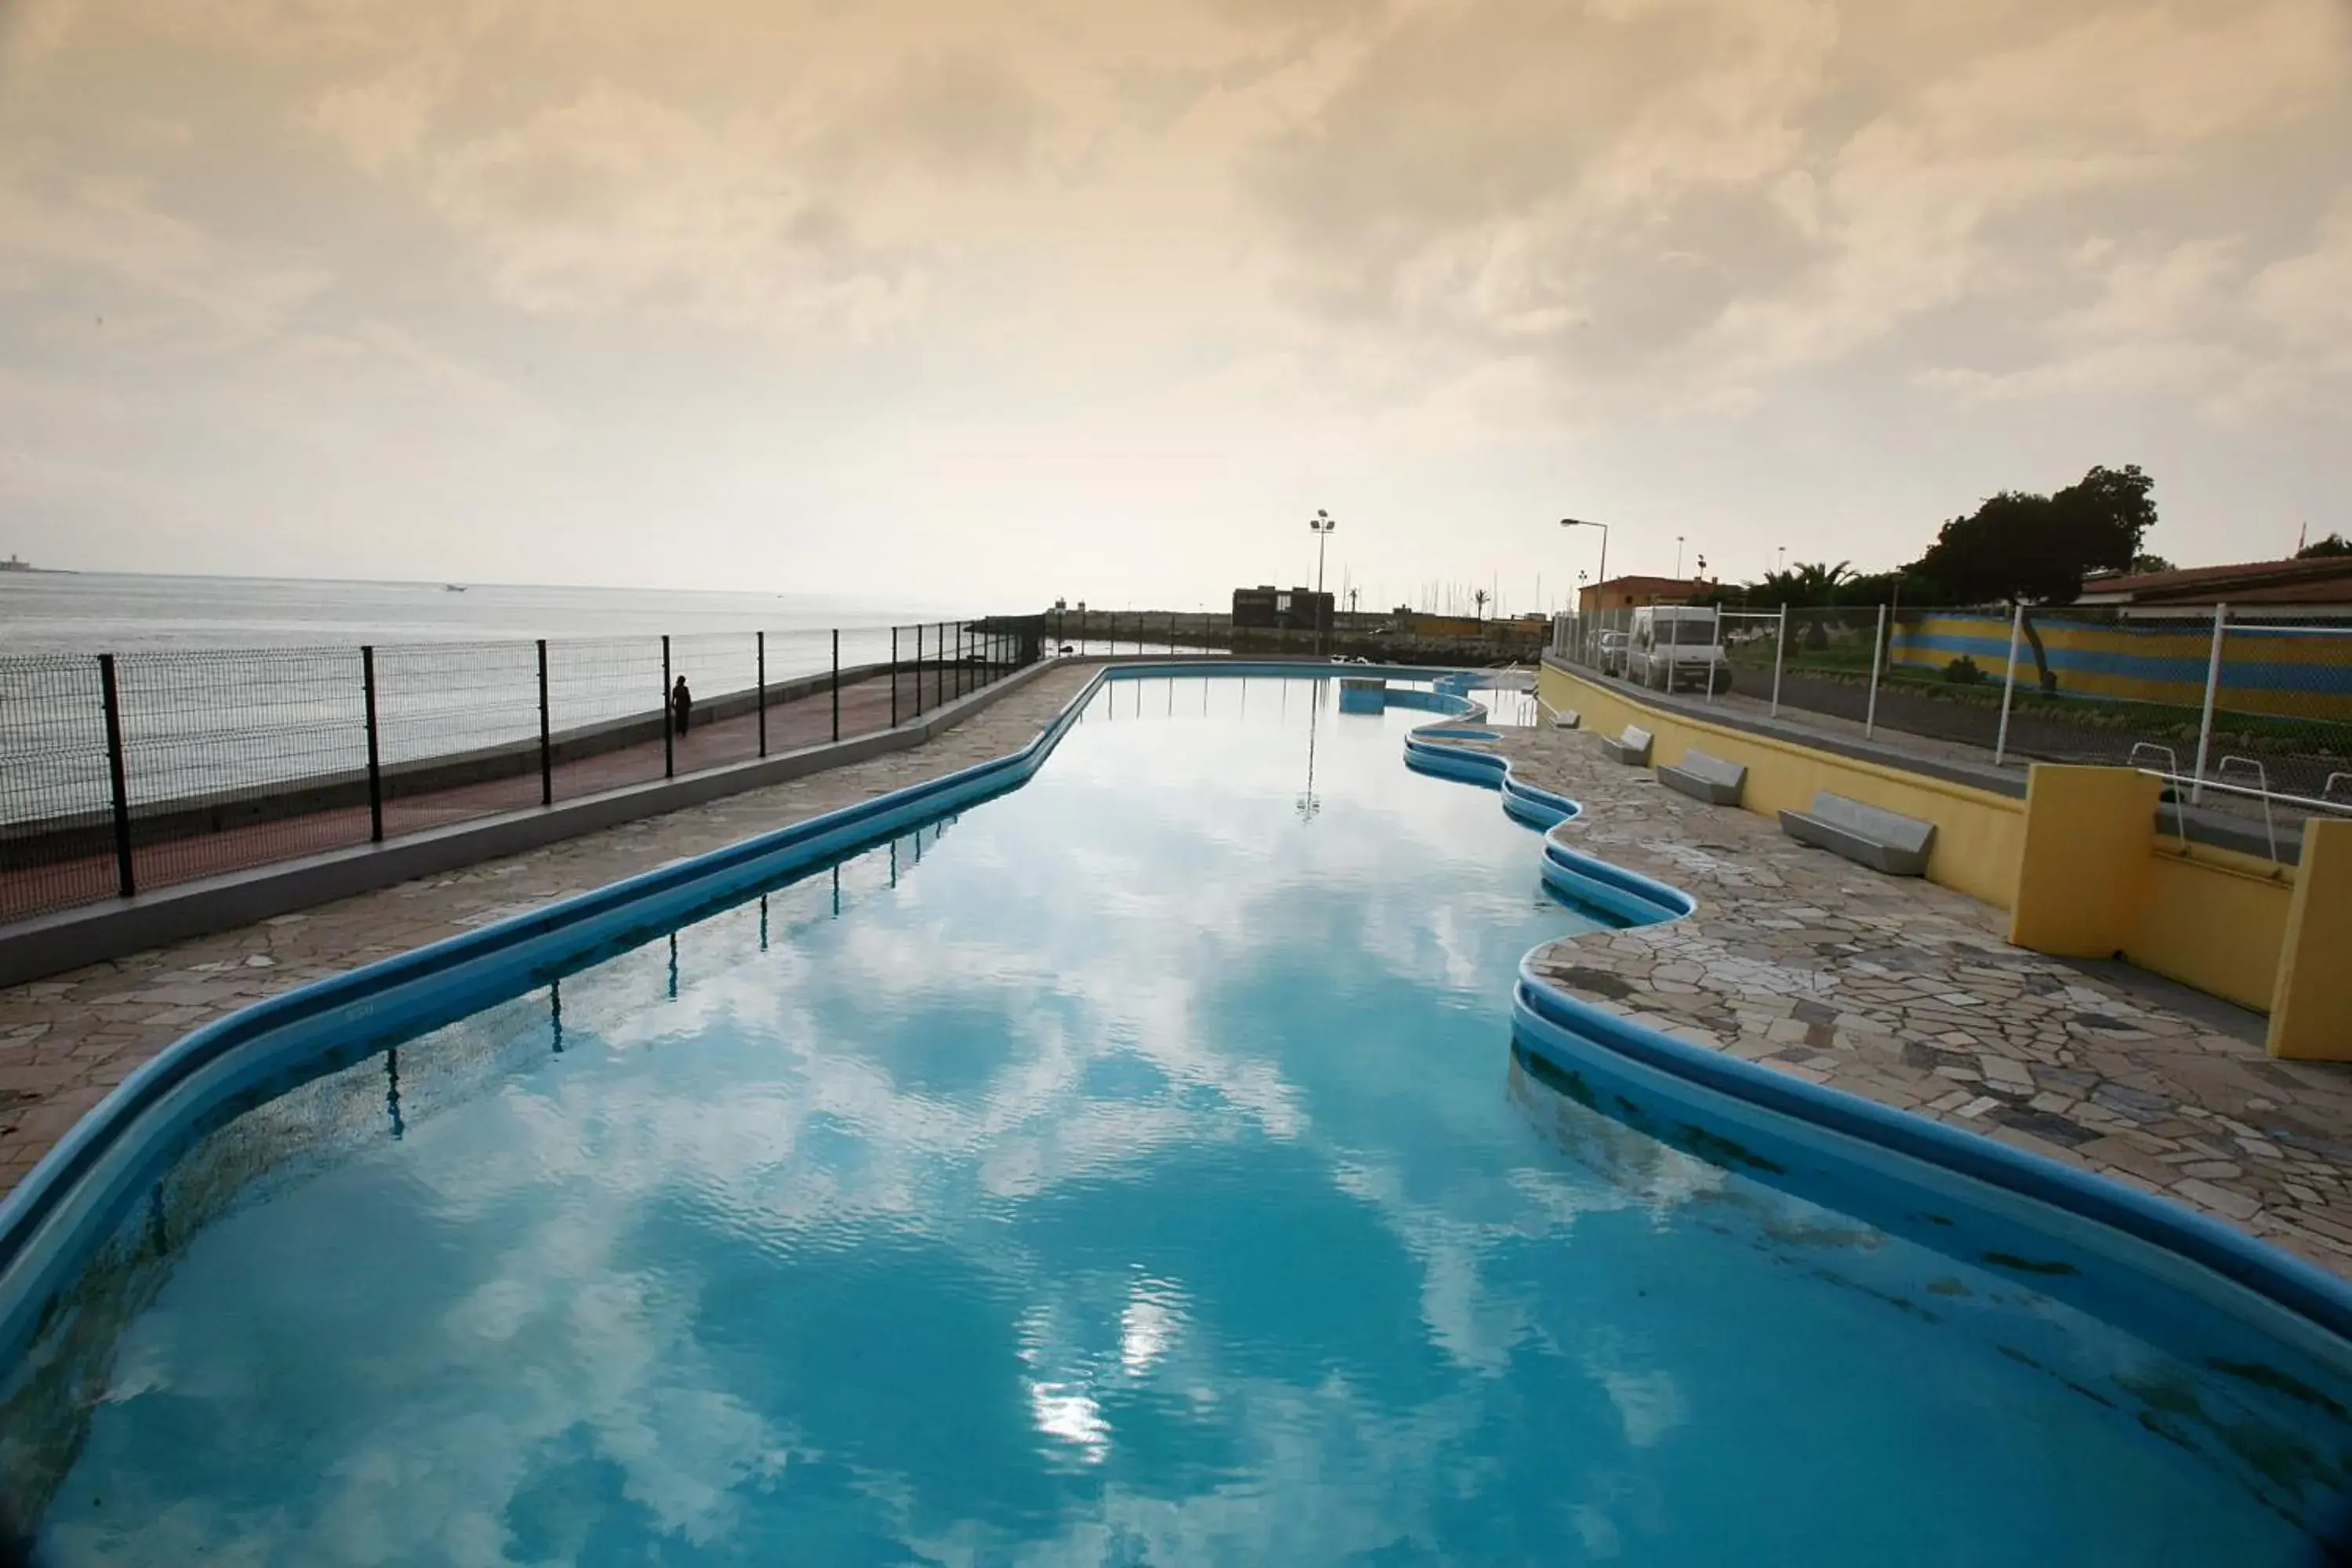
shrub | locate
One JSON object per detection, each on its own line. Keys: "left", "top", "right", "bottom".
{"left": 1943, "top": 655, "right": 1985, "bottom": 685}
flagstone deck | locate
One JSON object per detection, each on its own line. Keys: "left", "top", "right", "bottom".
{"left": 1483, "top": 722, "right": 2352, "bottom": 1277}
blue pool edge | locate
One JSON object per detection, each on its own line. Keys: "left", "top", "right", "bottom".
{"left": 5, "top": 658, "right": 2352, "bottom": 1372}
{"left": 1398, "top": 691, "right": 2352, "bottom": 1352}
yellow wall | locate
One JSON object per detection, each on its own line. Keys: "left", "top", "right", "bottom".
{"left": 2008, "top": 767, "right": 2160, "bottom": 956}
{"left": 2129, "top": 848, "right": 2295, "bottom": 1014}
{"left": 2270, "top": 818, "right": 2352, "bottom": 1060}
{"left": 1541, "top": 663, "right": 2027, "bottom": 906}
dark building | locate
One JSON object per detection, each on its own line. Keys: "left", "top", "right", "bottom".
{"left": 1232, "top": 584, "right": 1334, "bottom": 632}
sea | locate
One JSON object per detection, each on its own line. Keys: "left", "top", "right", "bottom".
{"left": 0, "top": 572, "right": 927, "bottom": 656}
{"left": 0, "top": 573, "right": 972, "bottom": 829}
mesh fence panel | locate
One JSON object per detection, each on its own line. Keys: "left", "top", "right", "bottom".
{"left": 372, "top": 641, "right": 543, "bottom": 833}
{"left": 0, "top": 655, "right": 118, "bottom": 920}
{"left": 1, "top": 618, "right": 1023, "bottom": 921}
{"left": 2209, "top": 618, "right": 2352, "bottom": 809}
{"left": 115, "top": 646, "right": 372, "bottom": 891}
{"left": 1553, "top": 601, "right": 2352, "bottom": 837}
{"left": 545, "top": 636, "right": 666, "bottom": 801}
{"left": 760, "top": 628, "right": 863, "bottom": 750}
{"left": 669, "top": 632, "right": 760, "bottom": 772}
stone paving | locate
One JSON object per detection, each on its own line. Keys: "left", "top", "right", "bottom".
{"left": 0, "top": 662, "right": 1099, "bottom": 1197}
{"left": 1483, "top": 720, "right": 2352, "bottom": 1276}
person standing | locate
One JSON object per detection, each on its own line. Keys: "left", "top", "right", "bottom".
{"left": 671, "top": 675, "right": 693, "bottom": 736}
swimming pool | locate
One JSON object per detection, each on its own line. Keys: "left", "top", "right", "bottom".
{"left": 3, "top": 670, "right": 2349, "bottom": 1563}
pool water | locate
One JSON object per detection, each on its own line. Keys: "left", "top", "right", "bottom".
{"left": 9, "top": 676, "right": 2345, "bottom": 1564}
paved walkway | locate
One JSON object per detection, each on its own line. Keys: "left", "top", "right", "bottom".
{"left": 0, "top": 664, "right": 1096, "bottom": 1196}
{"left": 1485, "top": 721, "right": 2352, "bottom": 1276}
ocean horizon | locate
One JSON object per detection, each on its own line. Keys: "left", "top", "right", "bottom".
{"left": 0, "top": 570, "right": 966, "bottom": 657}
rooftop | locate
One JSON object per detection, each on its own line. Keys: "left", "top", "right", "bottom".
{"left": 2076, "top": 555, "right": 2352, "bottom": 609}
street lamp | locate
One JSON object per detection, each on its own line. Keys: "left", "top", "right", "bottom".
{"left": 1560, "top": 517, "right": 1609, "bottom": 591}
{"left": 1308, "top": 509, "right": 1337, "bottom": 657}
{"left": 1676, "top": 535, "right": 1686, "bottom": 579}
{"left": 1560, "top": 516, "right": 1610, "bottom": 617}
{"left": 1562, "top": 517, "right": 1613, "bottom": 666}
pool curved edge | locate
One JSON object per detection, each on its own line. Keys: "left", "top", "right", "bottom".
{"left": 0, "top": 659, "right": 1480, "bottom": 1361}
{"left": 1396, "top": 698, "right": 2352, "bottom": 1356}
{"left": 1509, "top": 916, "right": 2352, "bottom": 1353}
{"left": 1401, "top": 718, "right": 1691, "bottom": 927}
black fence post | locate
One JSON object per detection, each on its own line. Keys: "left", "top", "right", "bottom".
{"left": 956, "top": 622, "right": 966, "bottom": 699}
{"left": 757, "top": 630, "right": 768, "bottom": 758}
{"left": 536, "top": 638, "right": 552, "bottom": 806}
{"left": 662, "top": 634, "right": 674, "bottom": 779}
{"left": 361, "top": 644, "right": 384, "bottom": 843}
{"left": 97, "top": 652, "right": 136, "bottom": 898}
{"left": 915, "top": 623, "right": 925, "bottom": 717}
{"left": 831, "top": 628, "right": 840, "bottom": 742}
{"left": 934, "top": 622, "right": 944, "bottom": 711}
{"left": 891, "top": 626, "right": 900, "bottom": 727}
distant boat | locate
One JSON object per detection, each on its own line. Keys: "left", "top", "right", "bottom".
{"left": 443, "top": 583, "right": 467, "bottom": 592}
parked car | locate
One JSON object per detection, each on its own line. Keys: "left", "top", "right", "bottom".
{"left": 1597, "top": 629, "right": 1629, "bottom": 676}
{"left": 1627, "top": 607, "right": 1734, "bottom": 695}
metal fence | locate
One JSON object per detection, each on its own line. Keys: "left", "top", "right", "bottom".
{"left": 1552, "top": 602, "right": 2352, "bottom": 840}
{"left": 1038, "top": 609, "right": 1231, "bottom": 658}
{"left": 0, "top": 619, "right": 1045, "bottom": 924}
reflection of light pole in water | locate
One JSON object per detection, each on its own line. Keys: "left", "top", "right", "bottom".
{"left": 1296, "top": 681, "right": 1323, "bottom": 823}
{"left": 1309, "top": 510, "right": 1337, "bottom": 658}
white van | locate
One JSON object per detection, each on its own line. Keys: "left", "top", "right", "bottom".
{"left": 1628, "top": 606, "right": 1733, "bottom": 695}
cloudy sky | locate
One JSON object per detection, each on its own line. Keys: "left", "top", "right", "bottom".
{"left": 2, "top": 0, "right": 2347, "bottom": 613}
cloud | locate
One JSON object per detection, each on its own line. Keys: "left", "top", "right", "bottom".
{"left": 0, "top": 151, "right": 332, "bottom": 337}
{"left": 2251, "top": 191, "right": 2352, "bottom": 362}
{"left": 1190, "top": 0, "right": 1388, "bottom": 32}
{"left": 1916, "top": 192, "right": 2352, "bottom": 418}
{"left": 1246, "top": 0, "right": 2352, "bottom": 412}
{"left": 0, "top": 0, "right": 2347, "bottom": 591}
{"left": 303, "top": 56, "right": 452, "bottom": 175}
{"left": 830, "top": 49, "right": 1049, "bottom": 178}
{"left": 416, "top": 82, "right": 925, "bottom": 333}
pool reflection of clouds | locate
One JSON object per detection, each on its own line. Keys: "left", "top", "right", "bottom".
{"left": 41, "top": 678, "right": 1694, "bottom": 1565}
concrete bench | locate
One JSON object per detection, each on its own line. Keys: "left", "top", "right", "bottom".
{"left": 1598, "top": 725, "right": 1653, "bottom": 766}
{"left": 1657, "top": 749, "right": 1746, "bottom": 807}
{"left": 1779, "top": 791, "right": 1936, "bottom": 877}
{"left": 1549, "top": 709, "right": 1581, "bottom": 731}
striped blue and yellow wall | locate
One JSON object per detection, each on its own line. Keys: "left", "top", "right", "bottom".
{"left": 1889, "top": 613, "right": 2352, "bottom": 723}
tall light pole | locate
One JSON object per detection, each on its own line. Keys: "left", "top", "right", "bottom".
{"left": 1560, "top": 517, "right": 1610, "bottom": 608}
{"left": 1309, "top": 509, "right": 1337, "bottom": 657}
{"left": 1675, "top": 535, "right": 1686, "bottom": 579}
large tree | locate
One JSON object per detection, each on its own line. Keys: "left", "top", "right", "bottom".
{"left": 1907, "top": 464, "right": 2155, "bottom": 691}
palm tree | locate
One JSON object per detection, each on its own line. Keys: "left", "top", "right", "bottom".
{"left": 1752, "top": 561, "right": 1851, "bottom": 606}
{"left": 1751, "top": 561, "right": 1854, "bottom": 651}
